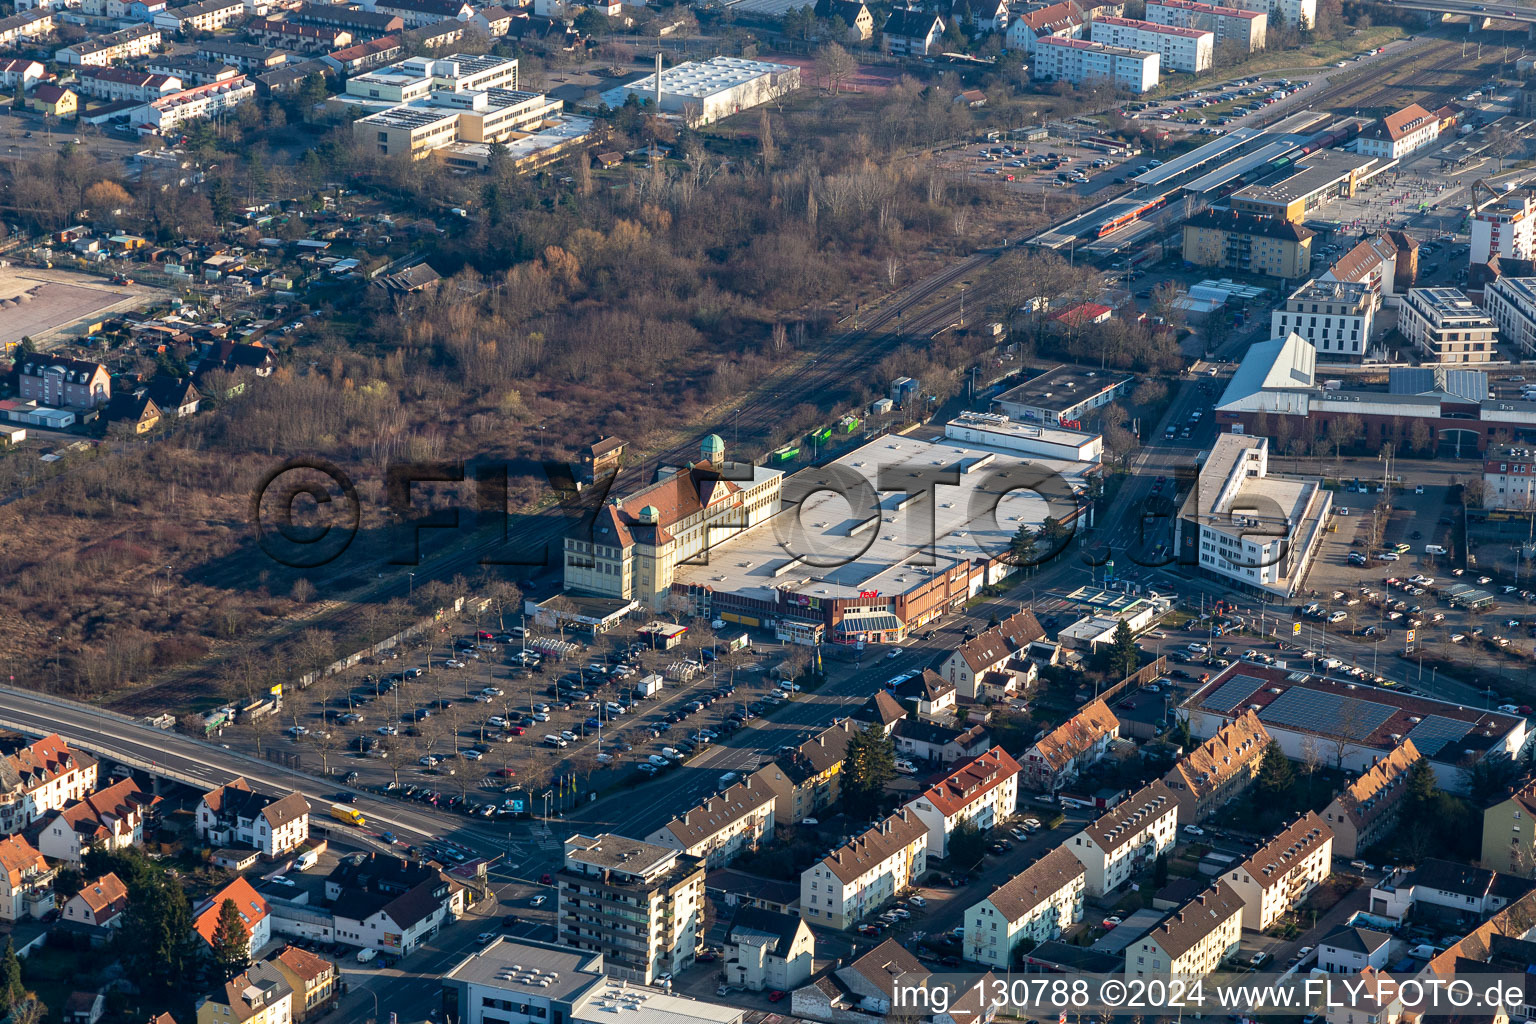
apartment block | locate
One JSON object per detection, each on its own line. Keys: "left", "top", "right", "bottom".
{"left": 75, "top": 67, "right": 183, "bottom": 103}
{"left": 56, "top": 24, "right": 162, "bottom": 65}
{"left": 1020, "top": 699, "right": 1119, "bottom": 793}
{"left": 154, "top": 0, "right": 245, "bottom": 33}
{"left": 962, "top": 847, "right": 1085, "bottom": 967}
{"left": 800, "top": 808, "right": 928, "bottom": 929}
{"left": 1161, "top": 709, "right": 1269, "bottom": 824}
{"left": 1472, "top": 193, "right": 1536, "bottom": 266}
{"left": 905, "top": 747, "right": 1021, "bottom": 859}
{"left": 556, "top": 834, "right": 705, "bottom": 984}
{"left": 1065, "top": 780, "right": 1179, "bottom": 896}
{"left": 1126, "top": 881, "right": 1244, "bottom": 977}
{"left": 1482, "top": 276, "right": 1536, "bottom": 356}
{"left": 1145, "top": 0, "right": 1264, "bottom": 52}
{"left": 1227, "top": 0, "right": 1313, "bottom": 29}
{"left": 1032, "top": 36, "right": 1160, "bottom": 94}
{"left": 645, "top": 777, "right": 775, "bottom": 869}
{"left": 1483, "top": 445, "right": 1536, "bottom": 512}
{"left": 0, "top": 734, "right": 98, "bottom": 835}
{"left": 1089, "top": 15, "right": 1212, "bottom": 72}
{"left": 1182, "top": 210, "right": 1314, "bottom": 278}
{"left": 1320, "top": 740, "right": 1421, "bottom": 859}
{"left": 1399, "top": 287, "right": 1498, "bottom": 364}
{"left": 1271, "top": 278, "right": 1375, "bottom": 359}
{"left": 1223, "top": 811, "right": 1334, "bottom": 930}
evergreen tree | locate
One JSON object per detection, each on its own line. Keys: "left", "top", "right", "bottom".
{"left": 0, "top": 937, "right": 22, "bottom": 1014}
{"left": 1405, "top": 756, "right": 1435, "bottom": 808}
{"left": 841, "top": 724, "right": 896, "bottom": 807}
{"left": 1109, "top": 619, "right": 1139, "bottom": 678}
{"left": 121, "top": 874, "right": 197, "bottom": 999}
{"left": 1008, "top": 523, "right": 1037, "bottom": 569}
{"left": 948, "top": 817, "right": 988, "bottom": 868}
{"left": 1255, "top": 740, "right": 1295, "bottom": 800}
{"left": 210, "top": 897, "right": 251, "bottom": 978}
{"left": 1035, "top": 516, "right": 1071, "bottom": 559}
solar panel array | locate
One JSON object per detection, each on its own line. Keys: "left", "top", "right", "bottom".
{"left": 1406, "top": 715, "right": 1472, "bottom": 758}
{"left": 1257, "top": 687, "right": 1397, "bottom": 741}
{"left": 1200, "top": 674, "right": 1270, "bottom": 714}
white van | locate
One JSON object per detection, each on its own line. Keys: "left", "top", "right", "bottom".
{"left": 1425, "top": 544, "right": 1447, "bottom": 555}
{"left": 544, "top": 734, "right": 569, "bottom": 748}
{"left": 357, "top": 948, "right": 379, "bottom": 963}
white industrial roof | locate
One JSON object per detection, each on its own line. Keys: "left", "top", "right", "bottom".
{"left": 602, "top": 56, "right": 793, "bottom": 102}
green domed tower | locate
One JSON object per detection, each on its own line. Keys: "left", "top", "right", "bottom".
{"left": 701, "top": 433, "right": 725, "bottom": 468}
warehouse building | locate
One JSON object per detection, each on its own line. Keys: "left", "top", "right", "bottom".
{"left": 1270, "top": 278, "right": 1375, "bottom": 360}
{"left": 1181, "top": 210, "right": 1314, "bottom": 279}
{"left": 1229, "top": 148, "right": 1381, "bottom": 223}
{"left": 599, "top": 57, "right": 800, "bottom": 126}
{"left": 1399, "top": 287, "right": 1498, "bottom": 364}
{"left": 1179, "top": 662, "right": 1526, "bottom": 793}
{"left": 1089, "top": 16, "right": 1212, "bottom": 73}
{"left": 1144, "top": 0, "right": 1264, "bottom": 52}
{"left": 1031, "top": 36, "right": 1159, "bottom": 94}
{"left": 991, "top": 365, "right": 1134, "bottom": 426}
{"left": 944, "top": 412, "right": 1104, "bottom": 463}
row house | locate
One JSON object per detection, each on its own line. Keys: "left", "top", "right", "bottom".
{"left": 1161, "top": 709, "right": 1269, "bottom": 823}
{"left": 0, "top": 59, "right": 45, "bottom": 89}
{"left": 934, "top": 611, "right": 1044, "bottom": 700}
{"left": 250, "top": 19, "right": 353, "bottom": 52}
{"left": 0, "top": 834, "right": 53, "bottom": 921}
{"left": 1321, "top": 739, "right": 1420, "bottom": 858}
{"left": 1126, "top": 881, "right": 1244, "bottom": 977}
{"left": 194, "top": 876, "right": 272, "bottom": 961}
{"left": 39, "top": 777, "right": 158, "bottom": 863}
{"left": 75, "top": 67, "right": 183, "bottom": 103}
{"left": 646, "top": 776, "right": 775, "bottom": 869}
{"left": 751, "top": 719, "right": 859, "bottom": 824}
{"left": 1066, "top": 779, "right": 1178, "bottom": 895}
{"left": 962, "top": 846, "right": 1085, "bottom": 967}
{"left": 135, "top": 75, "right": 257, "bottom": 131}
{"left": 56, "top": 24, "right": 163, "bottom": 66}
{"left": 0, "top": 734, "right": 98, "bottom": 835}
{"left": 154, "top": 0, "right": 246, "bottom": 33}
{"left": 292, "top": 2, "right": 403, "bottom": 36}
{"left": 800, "top": 807, "right": 928, "bottom": 929}
{"left": 1224, "top": 811, "right": 1334, "bottom": 930}
{"left": 906, "top": 747, "right": 1021, "bottom": 859}
{"left": 196, "top": 778, "right": 311, "bottom": 858}
{"left": 1020, "top": 698, "right": 1120, "bottom": 792}
{"left": 0, "top": 13, "right": 53, "bottom": 50}
{"left": 372, "top": 0, "right": 475, "bottom": 27}
{"left": 319, "top": 35, "right": 402, "bottom": 75}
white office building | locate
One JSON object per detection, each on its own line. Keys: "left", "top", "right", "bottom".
{"left": 1472, "top": 192, "right": 1536, "bottom": 266}
{"left": 1089, "top": 16, "right": 1212, "bottom": 73}
{"left": 1144, "top": 0, "right": 1265, "bottom": 52}
{"left": 1032, "top": 36, "right": 1159, "bottom": 94}
{"left": 1270, "top": 278, "right": 1375, "bottom": 359}
{"left": 1353, "top": 103, "right": 1440, "bottom": 161}
{"left": 1176, "top": 430, "right": 1330, "bottom": 599}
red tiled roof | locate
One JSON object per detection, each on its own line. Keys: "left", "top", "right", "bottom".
{"left": 912, "top": 746, "right": 1020, "bottom": 817}
{"left": 194, "top": 876, "right": 268, "bottom": 946}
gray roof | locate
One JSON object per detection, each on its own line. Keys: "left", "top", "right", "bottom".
{"left": 728, "top": 906, "right": 806, "bottom": 958}
{"left": 444, "top": 936, "right": 605, "bottom": 1000}
{"left": 1320, "top": 924, "right": 1392, "bottom": 955}
{"left": 1388, "top": 367, "right": 1488, "bottom": 403}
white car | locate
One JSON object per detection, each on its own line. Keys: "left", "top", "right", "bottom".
{"left": 376, "top": 725, "right": 398, "bottom": 735}
{"left": 462, "top": 749, "right": 483, "bottom": 761}
{"left": 1451, "top": 633, "right": 1467, "bottom": 643}
{"left": 288, "top": 726, "right": 308, "bottom": 737}
{"left": 1183, "top": 824, "right": 1206, "bottom": 836}
{"left": 487, "top": 716, "right": 507, "bottom": 728}
{"left": 445, "top": 659, "right": 466, "bottom": 669}
{"left": 418, "top": 755, "right": 439, "bottom": 766}
{"left": 1480, "top": 576, "right": 1494, "bottom": 584}
{"left": 886, "top": 648, "right": 903, "bottom": 659}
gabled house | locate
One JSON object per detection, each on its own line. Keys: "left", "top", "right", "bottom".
{"left": 60, "top": 872, "right": 129, "bottom": 936}
{"left": 271, "top": 945, "right": 338, "bottom": 1021}
{"left": 962, "top": 846, "right": 1085, "bottom": 967}
{"left": 105, "top": 391, "right": 161, "bottom": 434}
{"left": 935, "top": 612, "right": 1044, "bottom": 699}
{"left": 1321, "top": 739, "right": 1420, "bottom": 858}
{"left": 646, "top": 776, "right": 776, "bottom": 868}
{"left": 196, "top": 962, "right": 292, "bottom": 1024}
{"left": 1021, "top": 699, "right": 1120, "bottom": 792}
{"left": 325, "top": 853, "right": 462, "bottom": 956}
{"left": 791, "top": 939, "right": 925, "bottom": 1020}
{"left": 881, "top": 8, "right": 944, "bottom": 55}
{"left": 145, "top": 376, "right": 201, "bottom": 418}
{"left": 905, "top": 747, "right": 1021, "bottom": 859}
{"left": 1005, "top": 0, "right": 1086, "bottom": 53}
{"left": 194, "top": 877, "right": 271, "bottom": 960}
{"left": 1065, "top": 779, "right": 1178, "bottom": 896}
{"left": 1161, "top": 709, "right": 1269, "bottom": 823}
{"left": 38, "top": 777, "right": 158, "bottom": 863}
{"left": 196, "top": 778, "right": 310, "bottom": 858}
{"left": 1223, "top": 811, "right": 1333, "bottom": 930}
{"left": 0, "top": 734, "right": 98, "bottom": 836}
{"left": 800, "top": 807, "right": 928, "bottom": 929}
{"left": 725, "top": 907, "right": 815, "bottom": 992}
{"left": 0, "top": 834, "right": 53, "bottom": 921}
{"left": 950, "top": 0, "right": 1008, "bottom": 31}
{"left": 751, "top": 719, "right": 861, "bottom": 823}
{"left": 892, "top": 718, "right": 992, "bottom": 766}
{"left": 812, "top": 0, "right": 874, "bottom": 40}
{"left": 1316, "top": 924, "right": 1391, "bottom": 974}
{"left": 893, "top": 670, "right": 957, "bottom": 721}
{"left": 1126, "top": 880, "right": 1244, "bottom": 978}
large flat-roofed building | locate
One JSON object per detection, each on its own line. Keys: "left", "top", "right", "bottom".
{"left": 1089, "top": 15, "right": 1212, "bottom": 73}
{"left": 1484, "top": 276, "right": 1536, "bottom": 357}
{"left": 1179, "top": 661, "right": 1528, "bottom": 793}
{"left": 666, "top": 432, "right": 1092, "bottom": 645}
{"left": 1144, "top": 0, "right": 1264, "bottom": 52}
{"left": 991, "top": 365, "right": 1134, "bottom": 426}
{"left": 1182, "top": 210, "right": 1314, "bottom": 279}
{"left": 1354, "top": 103, "right": 1439, "bottom": 161}
{"left": 556, "top": 834, "right": 706, "bottom": 985}
{"left": 1031, "top": 36, "right": 1160, "bottom": 94}
{"left": 1230, "top": 148, "right": 1380, "bottom": 223}
{"left": 355, "top": 103, "right": 460, "bottom": 158}
{"left": 1175, "top": 432, "right": 1328, "bottom": 599}
{"left": 944, "top": 412, "right": 1103, "bottom": 463}
{"left": 564, "top": 436, "right": 782, "bottom": 611}
{"left": 1400, "top": 287, "right": 1498, "bottom": 364}
{"left": 599, "top": 57, "right": 800, "bottom": 126}
{"left": 1473, "top": 193, "right": 1536, "bottom": 267}
{"left": 1271, "top": 278, "right": 1375, "bottom": 360}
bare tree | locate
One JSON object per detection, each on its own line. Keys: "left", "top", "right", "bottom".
{"left": 815, "top": 42, "right": 855, "bottom": 94}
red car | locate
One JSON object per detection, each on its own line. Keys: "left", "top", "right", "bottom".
{"left": 477, "top": 630, "right": 494, "bottom": 640}
{"left": 494, "top": 767, "right": 517, "bottom": 777}
{"left": 540, "top": 873, "right": 553, "bottom": 885}
{"left": 769, "top": 992, "right": 787, "bottom": 1003}
{"left": 511, "top": 725, "right": 527, "bottom": 736}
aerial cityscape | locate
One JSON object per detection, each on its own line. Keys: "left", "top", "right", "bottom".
{"left": 11, "top": 0, "right": 1536, "bottom": 1019}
